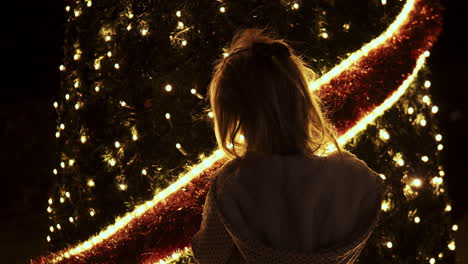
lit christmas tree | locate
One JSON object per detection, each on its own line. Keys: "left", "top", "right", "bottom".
{"left": 34, "top": 0, "right": 458, "bottom": 263}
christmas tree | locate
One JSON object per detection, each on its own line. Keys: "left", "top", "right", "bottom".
{"left": 34, "top": 0, "right": 458, "bottom": 263}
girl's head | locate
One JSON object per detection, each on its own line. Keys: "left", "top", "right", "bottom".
{"left": 207, "top": 28, "right": 340, "bottom": 160}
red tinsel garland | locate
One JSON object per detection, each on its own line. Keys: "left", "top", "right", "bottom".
{"left": 32, "top": 0, "right": 442, "bottom": 262}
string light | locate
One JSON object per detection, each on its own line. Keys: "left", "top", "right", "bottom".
{"left": 75, "top": 103, "right": 81, "bottom": 110}
{"left": 141, "top": 28, "right": 148, "bottom": 36}
{"left": 420, "top": 118, "right": 427, "bottom": 126}
{"left": 452, "top": 224, "right": 458, "bottom": 231}
{"left": 47, "top": 236, "right": 51, "bottom": 242}
{"left": 60, "top": 123, "right": 65, "bottom": 130}
{"left": 208, "top": 111, "right": 214, "bottom": 118}
{"left": 381, "top": 0, "right": 387, "bottom": 5}
{"left": 87, "top": 179, "right": 95, "bottom": 187}
{"left": 177, "top": 21, "right": 184, "bottom": 29}
{"left": 65, "top": 6, "right": 70, "bottom": 12}
{"left": 431, "top": 105, "right": 439, "bottom": 113}
{"left": 165, "top": 113, "right": 171, "bottom": 119}
{"left": 48, "top": 198, "right": 53, "bottom": 205}
{"left": 60, "top": 197, "right": 65, "bottom": 203}
{"left": 114, "top": 63, "right": 120, "bottom": 69}
{"left": 86, "top": 0, "right": 92, "bottom": 7}
{"left": 176, "top": 10, "right": 181, "bottom": 17}
{"left": 407, "top": 107, "right": 414, "bottom": 114}
{"left": 127, "top": 24, "right": 132, "bottom": 31}
{"left": 424, "top": 80, "right": 431, "bottom": 88}
{"left": 430, "top": 258, "right": 435, "bottom": 264}
{"left": 119, "top": 184, "right": 127, "bottom": 191}
{"left": 50, "top": 226, "right": 55, "bottom": 232}
{"left": 445, "top": 204, "right": 452, "bottom": 212}
{"left": 60, "top": 162, "right": 65, "bottom": 168}
{"left": 65, "top": 192, "right": 70, "bottom": 198}
{"left": 74, "top": 9, "right": 81, "bottom": 17}
{"left": 448, "top": 241, "right": 456, "bottom": 251}
{"left": 379, "top": 129, "right": 390, "bottom": 140}
{"left": 105, "top": 35, "right": 111, "bottom": 41}
{"left": 439, "top": 170, "right": 445, "bottom": 177}
{"left": 320, "top": 32, "right": 329, "bottom": 39}
{"left": 437, "top": 144, "right": 443, "bottom": 151}
{"left": 47, "top": 206, "right": 52, "bottom": 213}
{"left": 422, "top": 95, "right": 431, "bottom": 105}
{"left": 107, "top": 51, "right": 112, "bottom": 57}
{"left": 53, "top": 101, "right": 58, "bottom": 108}
{"left": 109, "top": 158, "right": 116, "bottom": 167}
{"left": 435, "top": 134, "right": 442, "bottom": 141}
{"left": 386, "top": 241, "right": 393, "bottom": 248}
{"left": 421, "top": 155, "right": 429, "bottom": 162}
{"left": 80, "top": 135, "right": 87, "bottom": 144}
{"left": 176, "top": 143, "right": 187, "bottom": 155}
{"left": 55, "top": 131, "right": 60, "bottom": 138}
{"left": 165, "top": 84, "right": 172, "bottom": 92}
{"left": 59, "top": 65, "right": 65, "bottom": 71}
{"left": 65, "top": 94, "right": 70, "bottom": 100}
{"left": 69, "top": 159, "right": 75, "bottom": 166}
{"left": 89, "top": 209, "right": 96, "bottom": 217}
{"left": 343, "top": 23, "right": 350, "bottom": 31}
{"left": 292, "top": 3, "right": 299, "bottom": 9}
{"left": 142, "top": 169, "right": 147, "bottom": 175}
{"left": 69, "top": 217, "right": 74, "bottom": 223}
{"left": 57, "top": 224, "right": 61, "bottom": 230}
{"left": 182, "top": 40, "right": 187, "bottom": 46}
{"left": 412, "top": 178, "right": 422, "bottom": 187}
{"left": 95, "top": 86, "right": 100, "bottom": 92}
{"left": 414, "top": 216, "right": 420, "bottom": 223}
{"left": 115, "top": 141, "right": 121, "bottom": 148}
{"left": 219, "top": 6, "right": 226, "bottom": 13}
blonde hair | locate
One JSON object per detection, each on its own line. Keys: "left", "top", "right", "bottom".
{"left": 206, "top": 28, "right": 341, "bottom": 160}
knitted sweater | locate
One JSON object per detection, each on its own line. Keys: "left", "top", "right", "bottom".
{"left": 191, "top": 150, "right": 385, "bottom": 263}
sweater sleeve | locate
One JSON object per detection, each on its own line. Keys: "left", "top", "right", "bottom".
{"left": 191, "top": 178, "right": 240, "bottom": 264}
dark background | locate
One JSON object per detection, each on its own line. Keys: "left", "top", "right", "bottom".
{"left": 1, "top": 0, "right": 466, "bottom": 263}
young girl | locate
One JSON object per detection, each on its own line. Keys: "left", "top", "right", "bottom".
{"left": 191, "top": 28, "right": 384, "bottom": 264}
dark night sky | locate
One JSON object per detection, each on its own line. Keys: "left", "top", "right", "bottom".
{"left": 1, "top": 0, "right": 467, "bottom": 262}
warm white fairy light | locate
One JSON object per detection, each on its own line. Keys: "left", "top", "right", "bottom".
{"left": 114, "top": 63, "right": 120, "bottom": 69}
{"left": 422, "top": 95, "right": 431, "bottom": 105}
{"left": 381, "top": 200, "right": 390, "bottom": 211}
{"left": 439, "top": 170, "right": 445, "bottom": 177}
{"left": 142, "top": 169, "right": 147, "bottom": 175}
{"left": 430, "top": 258, "right": 435, "bottom": 264}
{"left": 182, "top": 40, "right": 187, "bottom": 46}
{"left": 74, "top": 9, "right": 81, "bottom": 17}
{"left": 320, "top": 32, "right": 329, "bottom": 39}
{"left": 431, "top": 105, "right": 439, "bottom": 113}
{"left": 176, "top": 10, "right": 181, "bottom": 17}
{"left": 107, "top": 51, "right": 112, "bottom": 57}
{"left": 343, "top": 23, "right": 350, "bottom": 31}
{"left": 452, "top": 224, "right": 458, "bottom": 231}
{"left": 127, "top": 24, "right": 132, "bottom": 31}
{"left": 292, "top": 3, "right": 299, "bottom": 9}
{"left": 53, "top": 169, "right": 58, "bottom": 175}
{"left": 81, "top": 135, "right": 87, "bottom": 144}
{"left": 448, "top": 241, "right": 456, "bottom": 251}
{"left": 141, "top": 28, "right": 148, "bottom": 36}
{"left": 57, "top": 224, "right": 61, "bottom": 230}
{"left": 53, "top": 101, "right": 58, "bottom": 108}
{"left": 435, "top": 134, "right": 442, "bottom": 141}
{"left": 165, "top": 113, "right": 171, "bottom": 119}
{"left": 407, "top": 107, "right": 414, "bottom": 114}
{"left": 115, "top": 141, "right": 120, "bottom": 148}
{"left": 386, "top": 241, "right": 393, "bottom": 248}
{"left": 381, "top": 0, "right": 387, "bottom": 5}
{"left": 69, "top": 159, "right": 75, "bottom": 166}
{"left": 75, "top": 103, "right": 81, "bottom": 110}
{"left": 445, "top": 204, "right": 452, "bottom": 212}
{"left": 86, "top": 0, "right": 92, "bottom": 7}
{"left": 177, "top": 21, "right": 184, "bottom": 29}
{"left": 60, "top": 162, "right": 65, "bottom": 168}
{"left": 89, "top": 209, "right": 96, "bottom": 217}
{"left": 437, "top": 144, "right": 443, "bottom": 151}
{"left": 414, "top": 216, "right": 420, "bottom": 223}
{"left": 50, "top": 226, "right": 55, "bottom": 232}
{"left": 65, "top": 6, "right": 70, "bottom": 12}
{"left": 421, "top": 155, "right": 429, "bottom": 162}
{"left": 412, "top": 178, "right": 422, "bottom": 187}
{"left": 65, "top": 192, "right": 70, "bottom": 198}
{"left": 60, "top": 123, "right": 65, "bottom": 130}
{"left": 48, "top": 198, "right": 53, "bottom": 205}
{"left": 208, "top": 111, "right": 214, "bottom": 118}
{"left": 60, "top": 197, "right": 65, "bottom": 203}
{"left": 379, "top": 129, "right": 390, "bottom": 140}
{"left": 119, "top": 184, "right": 127, "bottom": 191}
{"left": 420, "top": 118, "right": 427, "bottom": 126}
{"left": 59, "top": 65, "right": 65, "bottom": 71}
{"left": 87, "top": 179, "right": 95, "bottom": 187}
{"left": 47, "top": 206, "right": 52, "bottom": 213}
{"left": 95, "top": 86, "right": 100, "bottom": 92}
{"left": 69, "top": 217, "right": 74, "bottom": 223}
{"left": 220, "top": 6, "right": 226, "bottom": 13}
{"left": 55, "top": 131, "right": 60, "bottom": 138}
{"left": 65, "top": 94, "right": 70, "bottom": 100}
{"left": 424, "top": 80, "right": 431, "bottom": 88}
{"left": 109, "top": 158, "right": 116, "bottom": 167}
{"left": 165, "top": 84, "right": 172, "bottom": 92}
{"left": 105, "top": 35, "right": 111, "bottom": 41}
{"left": 47, "top": 236, "right": 51, "bottom": 242}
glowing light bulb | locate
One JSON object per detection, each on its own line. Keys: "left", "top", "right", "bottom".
{"left": 176, "top": 10, "right": 181, "bottom": 17}
{"left": 379, "top": 129, "right": 390, "bottom": 140}
{"left": 421, "top": 156, "right": 429, "bottom": 162}
{"left": 182, "top": 40, "right": 187, "bottom": 46}
{"left": 94, "top": 62, "right": 101, "bottom": 70}
{"left": 208, "top": 111, "right": 214, "bottom": 118}
{"left": 47, "top": 206, "right": 52, "bottom": 213}
{"left": 381, "top": 0, "right": 387, "bottom": 5}
{"left": 397, "top": 158, "right": 404, "bottom": 167}
{"left": 439, "top": 170, "right": 445, "bottom": 177}
{"left": 114, "top": 63, "right": 120, "bottom": 69}
{"left": 95, "top": 86, "right": 100, "bottom": 92}
{"left": 87, "top": 1, "right": 92, "bottom": 7}
{"left": 57, "top": 224, "right": 61, "bottom": 230}
{"left": 420, "top": 118, "right": 427, "bottom": 126}
{"left": 74, "top": 10, "right": 81, "bottom": 17}
{"left": 127, "top": 24, "right": 132, "bottom": 31}
{"left": 407, "top": 107, "right": 414, "bottom": 114}
{"left": 48, "top": 198, "right": 53, "bottom": 204}
{"left": 430, "top": 258, "right": 435, "bottom": 264}
{"left": 223, "top": 52, "right": 229, "bottom": 58}
{"left": 69, "top": 217, "right": 74, "bottom": 223}
{"left": 452, "top": 224, "right": 458, "bottom": 231}
{"left": 47, "top": 236, "right": 51, "bottom": 242}
{"left": 60, "top": 197, "right": 65, "bottom": 203}
{"left": 227, "top": 143, "right": 233, "bottom": 149}
{"left": 119, "top": 184, "right": 127, "bottom": 191}
{"left": 115, "top": 141, "right": 120, "bottom": 148}
{"left": 320, "top": 32, "right": 329, "bottom": 39}
{"left": 60, "top": 162, "right": 65, "bottom": 168}
{"left": 165, "top": 113, "right": 171, "bottom": 119}
{"left": 142, "top": 169, "right": 147, "bottom": 175}
{"left": 435, "top": 134, "right": 442, "bottom": 141}
{"left": 445, "top": 204, "right": 452, "bottom": 212}
{"left": 165, "top": 84, "right": 173, "bottom": 92}
{"left": 59, "top": 65, "right": 65, "bottom": 71}
{"left": 132, "top": 134, "right": 138, "bottom": 141}
{"left": 292, "top": 3, "right": 299, "bottom": 9}
{"left": 60, "top": 123, "right": 65, "bottom": 130}
{"left": 75, "top": 103, "right": 80, "bottom": 110}
{"left": 81, "top": 135, "right": 87, "bottom": 144}
{"left": 65, "top": 192, "right": 70, "bottom": 198}
{"left": 381, "top": 200, "right": 390, "bottom": 212}
{"left": 128, "top": 13, "right": 134, "bottom": 19}
{"left": 89, "top": 209, "right": 95, "bottom": 216}
{"left": 412, "top": 178, "right": 422, "bottom": 187}
{"left": 190, "top": 88, "right": 196, "bottom": 94}
{"left": 65, "top": 94, "right": 70, "bottom": 100}
{"left": 414, "top": 216, "right": 420, "bottom": 223}
{"left": 50, "top": 226, "right": 54, "bottom": 232}
{"left": 87, "top": 179, "right": 95, "bottom": 187}
{"left": 439, "top": 253, "right": 443, "bottom": 258}
{"left": 220, "top": 6, "right": 226, "bottom": 13}
{"left": 177, "top": 21, "right": 184, "bottom": 29}
{"left": 53, "top": 101, "right": 58, "bottom": 108}
{"left": 55, "top": 131, "right": 60, "bottom": 138}
{"left": 141, "top": 28, "right": 148, "bottom": 36}
{"left": 109, "top": 158, "right": 116, "bottom": 167}
{"left": 386, "top": 241, "right": 393, "bottom": 248}
{"left": 105, "top": 35, "right": 111, "bottom": 41}
{"left": 239, "top": 134, "right": 245, "bottom": 142}
{"left": 437, "top": 144, "right": 443, "bottom": 151}
{"left": 68, "top": 159, "right": 75, "bottom": 166}
{"left": 424, "top": 80, "right": 431, "bottom": 88}
{"left": 65, "top": 6, "right": 70, "bottom": 12}
{"left": 343, "top": 23, "right": 350, "bottom": 31}
{"left": 107, "top": 51, "right": 112, "bottom": 57}
{"left": 422, "top": 95, "right": 430, "bottom": 105}
{"left": 448, "top": 241, "right": 456, "bottom": 251}
{"left": 431, "top": 105, "right": 439, "bottom": 113}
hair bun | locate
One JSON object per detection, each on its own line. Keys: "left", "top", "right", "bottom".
{"left": 252, "top": 42, "right": 291, "bottom": 58}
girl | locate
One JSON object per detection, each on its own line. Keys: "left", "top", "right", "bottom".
{"left": 191, "top": 28, "right": 384, "bottom": 264}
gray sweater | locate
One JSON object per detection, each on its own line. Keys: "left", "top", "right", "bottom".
{"left": 191, "top": 150, "right": 385, "bottom": 263}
